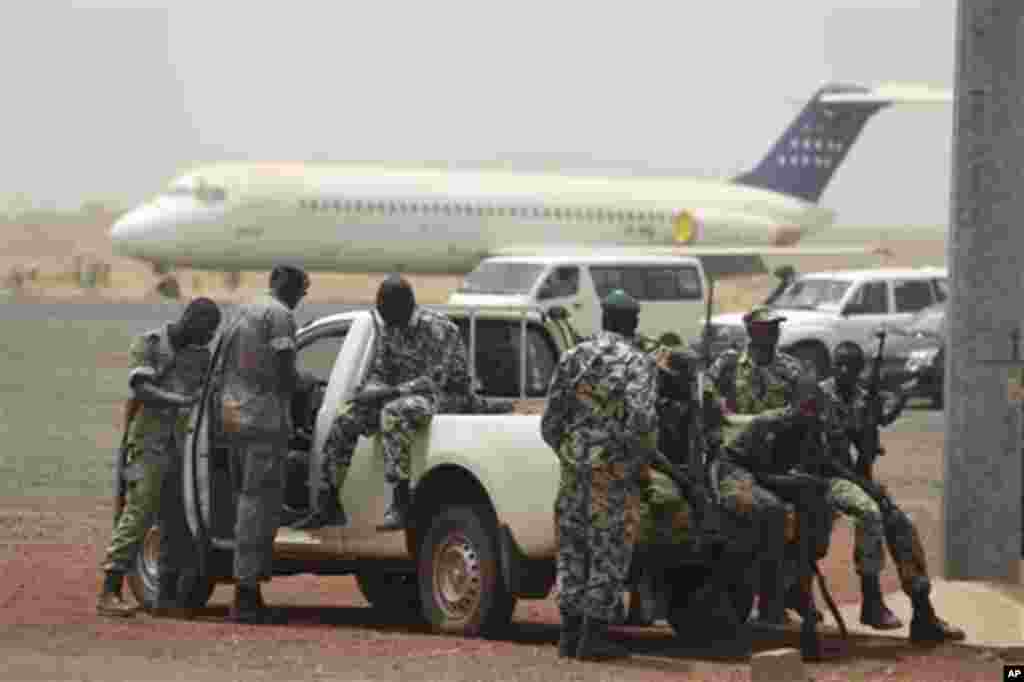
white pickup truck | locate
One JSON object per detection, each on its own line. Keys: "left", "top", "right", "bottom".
{"left": 129, "top": 305, "right": 748, "bottom": 639}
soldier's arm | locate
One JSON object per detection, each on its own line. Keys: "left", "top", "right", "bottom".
{"left": 540, "top": 351, "right": 577, "bottom": 451}
{"left": 265, "top": 306, "right": 299, "bottom": 394}
{"left": 625, "top": 353, "right": 660, "bottom": 442}
{"left": 127, "top": 335, "right": 197, "bottom": 407}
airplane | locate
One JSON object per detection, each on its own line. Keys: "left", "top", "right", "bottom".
{"left": 109, "top": 81, "right": 951, "bottom": 278}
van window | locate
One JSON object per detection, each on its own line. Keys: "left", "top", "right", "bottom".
{"left": 537, "top": 266, "right": 580, "bottom": 300}
{"left": 457, "top": 262, "right": 546, "bottom": 295}
{"left": 590, "top": 265, "right": 703, "bottom": 301}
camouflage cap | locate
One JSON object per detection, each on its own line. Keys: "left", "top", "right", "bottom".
{"left": 743, "top": 304, "right": 786, "bottom": 325}
{"left": 601, "top": 288, "right": 640, "bottom": 313}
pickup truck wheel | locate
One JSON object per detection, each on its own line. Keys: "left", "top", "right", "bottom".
{"left": 417, "top": 505, "right": 516, "bottom": 637}
{"left": 667, "top": 566, "right": 753, "bottom": 637}
{"left": 356, "top": 572, "right": 423, "bottom": 616}
{"left": 128, "top": 524, "right": 216, "bottom": 609}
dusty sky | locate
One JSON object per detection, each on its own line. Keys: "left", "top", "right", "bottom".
{"left": 0, "top": 1, "right": 955, "bottom": 226}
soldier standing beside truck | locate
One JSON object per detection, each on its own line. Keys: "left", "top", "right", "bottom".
{"left": 98, "top": 298, "right": 221, "bottom": 617}
{"left": 542, "top": 289, "right": 659, "bottom": 661}
{"left": 218, "top": 265, "right": 308, "bottom": 623}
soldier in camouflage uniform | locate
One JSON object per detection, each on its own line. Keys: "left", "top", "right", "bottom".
{"left": 297, "top": 275, "right": 468, "bottom": 532}
{"left": 706, "top": 305, "right": 808, "bottom": 624}
{"left": 542, "top": 289, "right": 659, "bottom": 661}
{"left": 97, "top": 298, "right": 221, "bottom": 617}
{"left": 218, "top": 265, "right": 309, "bottom": 623}
{"left": 821, "top": 342, "right": 964, "bottom": 643}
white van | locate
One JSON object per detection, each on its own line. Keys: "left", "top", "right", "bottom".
{"left": 448, "top": 254, "right": 708, "bottom": 344}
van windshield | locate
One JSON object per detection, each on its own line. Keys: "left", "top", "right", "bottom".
{"left": 457, "top": 262, "right": 546, "bottom": 295}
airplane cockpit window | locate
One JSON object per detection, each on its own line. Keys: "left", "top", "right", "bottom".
{"left": 165, "top": 176, "right": 226, "bottom": 202}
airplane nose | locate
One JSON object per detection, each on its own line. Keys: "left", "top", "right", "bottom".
{"left": 109, "top": 204, "right": 168, "bottom": 256}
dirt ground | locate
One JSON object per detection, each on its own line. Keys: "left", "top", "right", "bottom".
{"left": 0, "top": 427, "right": 1010, "bottom": 682}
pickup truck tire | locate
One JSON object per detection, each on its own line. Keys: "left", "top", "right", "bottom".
{"left": 417, "top": 505, "right": 516, "bottom": 637}
{"left": 356, "top": 572, "right": 423, "bottom": 616}
{"left": 128, "top": 525, "right": 216, "bottom": 610}
{"left": 666, "top": 566, "right": 754, "bottom": 638}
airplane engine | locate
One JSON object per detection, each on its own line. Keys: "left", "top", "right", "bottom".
{"left": 673, "top": 208, "right": 800, "bottom": 247}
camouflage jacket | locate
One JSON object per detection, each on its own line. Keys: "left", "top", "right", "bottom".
{"left": 819, "top": 377, "right": 906, "bottom": 463}
{"left": 366, "top": 307, "right": 467, "bottom": 406}
{"left": 706, "top": 348, "right": 805, "bottom": 444}
{"left": 541, "top": 330, "right": 659, "bottom": 470}
{"left": 127, "top": 324, "right": 211, "bottom": 452}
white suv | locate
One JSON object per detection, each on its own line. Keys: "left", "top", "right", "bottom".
{"left": 706, "top": 267, "right": 948, "bottom": 378}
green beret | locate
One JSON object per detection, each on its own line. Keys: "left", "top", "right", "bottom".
{"left": 601, "top": 289, "right": 640, "bottom": 313}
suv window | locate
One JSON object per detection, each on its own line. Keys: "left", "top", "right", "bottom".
{"left": 932, "top": 278, "right": 948, "bottom": 303}
{"left": 537, "top": 266, "right": 580, "bottom": 300}
{"left": 846, "top": 281, "right": 888, "bottom": 315}
{"left": 590, "top": 265, "right": 702, "bottom": 301}
{"left": 893, "top": 279, "right": 935, "bottom": 313}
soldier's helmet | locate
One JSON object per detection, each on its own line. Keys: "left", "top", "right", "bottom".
{"left": 601, "top": 288, "right": 640, "bottom": 313}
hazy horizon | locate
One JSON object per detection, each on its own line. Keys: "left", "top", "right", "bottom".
{"left": 1, "top": 2, "right": 956, "bottom": 227}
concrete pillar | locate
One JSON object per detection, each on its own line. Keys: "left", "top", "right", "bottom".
{"left": 945, "top": 1, "right": 1024, "bottom": 581}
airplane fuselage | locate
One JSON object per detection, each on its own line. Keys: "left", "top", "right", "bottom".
{"left": 111, "top": 162, "right": 833, "bottom": 273}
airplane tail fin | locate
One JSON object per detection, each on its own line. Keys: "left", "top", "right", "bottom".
{"left": 734, "top": 82, "right": 950, "bottom": 203}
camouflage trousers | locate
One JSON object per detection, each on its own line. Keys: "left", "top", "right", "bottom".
{"left": 825, "top": 478, "right": 931, "bottom": 595}
{"left": 103, "top": 437, "right": 192, "bottom": 576}
{"left": 638, "top": 469, "right": 693, "bottom": 547}
{"left": 321, "top": 395, "right": 435, "bottom": 489}
{"left": 232, "top": 436, "right": 287, "bottom": 586}
{"left": 714, "top": 461, "right": 789, "bottom": 559}
{"left": 555, "top": 460, "right": 640, "bottom": 622}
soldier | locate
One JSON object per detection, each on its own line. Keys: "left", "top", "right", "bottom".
{"left": 706, "top": 304, "right": 808, "bottom": 622}
{"left": 541, "top": 289, "right": 659, "bottom": 661}
{"left": 97, "top": 298, "right": 221, "bottom": 617}
{"left": 218, "top": 265, "right": 309, "bottom": 623}
{"left": 297, "top": 274, "right": 467, "bottom": 531}
{"left": 820, "top": 342, "right": 964, "bottom": 643}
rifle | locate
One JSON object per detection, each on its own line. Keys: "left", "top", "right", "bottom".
{"left": 857, "top": 329, "right": 888, "bottom": 481}
{"left": 696, "top": 276, "right": 720, "bottom": 463}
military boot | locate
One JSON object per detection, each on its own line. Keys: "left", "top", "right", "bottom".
{"left": 229, "top": 584, "right": 272, "bottom": 624}
{"left": 96, "top": 571, "right": 136, "bottom": 617}
{"left": 909, "top": 585, "right": 965, "bottom": 644}
{"left": 292, "top": 486, "right": 346, "bottom": 530}
{"left": 377, "top": 480, "right": 411, "bottom": 532}
{"left": 576, "top": 616, "right": 630, "bottom": 661}
{"left": 557, "top": 614, "right": 583, "bottom": 659}
{"left": 860, "top": 573, "right": 902, "bottom": 630}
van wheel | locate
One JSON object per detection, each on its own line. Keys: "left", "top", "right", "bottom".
{"left": 128, "top": 525, "right": 216, "bottom": 609}
{"left": 417, "top": 505, "right": 516, "bottom": 637}
{"left": 356, "top": 572, "right": 423, "bottom": 616}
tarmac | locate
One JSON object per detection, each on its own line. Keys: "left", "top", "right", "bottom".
{"left": 823, "top": 562, "right": 1024, "bottom": 659}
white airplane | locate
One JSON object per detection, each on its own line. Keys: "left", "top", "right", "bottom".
{"left": 109, "top": 82, "right": 950, "bottom": 276}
